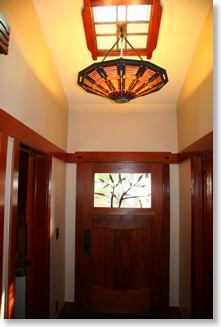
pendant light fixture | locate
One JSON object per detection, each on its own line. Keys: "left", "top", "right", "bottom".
{"left": 77, "top": 29, "right": 168, "bottom": 103}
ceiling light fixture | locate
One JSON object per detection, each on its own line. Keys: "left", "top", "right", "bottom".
{"left": 77, "top": 29, "right": 168, "bottom": 103}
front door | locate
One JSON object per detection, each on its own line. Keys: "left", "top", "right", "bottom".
{"left": 75, "top": 161, "right": 169, "bottom": 317}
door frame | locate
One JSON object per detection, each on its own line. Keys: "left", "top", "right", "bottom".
{"left": 0, "top": 133, "right": 9, "bottom": 313}
{"left": 0, "top": 109, "right": 67, "bottom": 319}
{"left": 75, "top": 153, "right": 170, "bottom": 316}
{"left": 178, "top": 131, "right": 213, "bottom": 318}
{"left": 191, "top": 151, "right": 213, "bottom": 318}
{"left": 6, "top": 144, "right": 51, "bottom": 318}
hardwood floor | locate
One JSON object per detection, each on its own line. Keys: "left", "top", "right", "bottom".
{"left": 58, "top": 302, "right": 182, "bottom": 319}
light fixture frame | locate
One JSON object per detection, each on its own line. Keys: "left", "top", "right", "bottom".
{"left": 78, "top": 57, "right": 168, "bottom": 103}
{"left": 82, "top": 0, "right": 162, "bottom": 60}
{"left": 0, "top": 13, "right": 10, "bottom": 55}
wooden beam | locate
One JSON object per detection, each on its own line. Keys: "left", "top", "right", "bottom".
{"left": 146, "top": 0, "right": 162, "bottom": 59}
{"left": 67, "top": 151, "right": 178, "bottom": 163}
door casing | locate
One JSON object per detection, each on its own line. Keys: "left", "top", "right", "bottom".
{"left": 6, "top": 144, "right": 51, "bottom": 319}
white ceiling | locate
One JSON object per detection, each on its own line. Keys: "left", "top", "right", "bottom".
{"left": 32, "top": 0, "right": 212, "bottom": 108}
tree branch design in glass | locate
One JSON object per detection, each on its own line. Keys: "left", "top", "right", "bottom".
{"left": 94, "top": 173, "right": 151, "bottom": 208}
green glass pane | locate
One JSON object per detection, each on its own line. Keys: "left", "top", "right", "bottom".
{"left": 94, "top": 173, "right": 151, "bottom": 208}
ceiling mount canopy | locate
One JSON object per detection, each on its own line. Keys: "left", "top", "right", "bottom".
{"left": 77, "top": 28, "right": 168, "bottom": 103}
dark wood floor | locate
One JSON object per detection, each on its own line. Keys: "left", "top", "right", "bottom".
{"left": 58, "top": 302, "right": 182, "bottom": 319}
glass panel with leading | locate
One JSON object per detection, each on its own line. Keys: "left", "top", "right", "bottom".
{"left": 94, "top": 172, "right": 151, "bottom": 208}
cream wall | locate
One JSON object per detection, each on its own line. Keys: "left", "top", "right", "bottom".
{"left": 177, "top": 5, "right": 213, "bottom": 318}
{"left": 68, "top": 104, "right": 178, "bottom": 152}
{"left": 50, "top": 158, "right": 67, "bottom": 318}
{"left": 0, "top": 0, "right": 68, "bottom": 150}
{"left": 0, "top": 0, "right": 68, "bottom": 318}
{"left": 177, "top": 5, "right": 213, "bottom": 151}
{"left": 65, "top": 164, "right": 77, "bottom": 302}
{"left": 65, "top": 103, "right": 180, "bottom": 306}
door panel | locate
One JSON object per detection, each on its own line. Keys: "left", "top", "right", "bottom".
{"left": 92, "top": 215, "right": 154, "bottom": 314}
{"left": 76, "top": 161, "right": 169, "bottom": 317}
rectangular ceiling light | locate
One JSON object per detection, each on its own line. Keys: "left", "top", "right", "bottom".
{"left": 82, "top": 0, "right": 162, "bottom": 60}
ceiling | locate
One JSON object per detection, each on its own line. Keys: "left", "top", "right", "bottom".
{"left": 32, "top": 0, "right": 212, "bottom": 108}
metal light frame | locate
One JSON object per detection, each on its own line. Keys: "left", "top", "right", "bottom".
{"left": 77, "top": 31, "right": 168, "bottom": 103}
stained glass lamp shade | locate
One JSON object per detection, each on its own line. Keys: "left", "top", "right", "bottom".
{"left": 78, "top": 57, "right": 168, "bottom": 103}
{"left": 77, "top": 33, "right": 168, "bottom": 103}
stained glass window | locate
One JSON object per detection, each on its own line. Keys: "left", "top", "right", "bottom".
{"left": 94, "top": 173, "right": 151, "bottom": 208}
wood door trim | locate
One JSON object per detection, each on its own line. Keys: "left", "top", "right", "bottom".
{"left": 161, "top": 164, "right": 170, "bottom": 314}
{"left": 68, "top": 152, "right": 177, "bottom": 163}
{"left": 6, "top": 146, "right": 51, "bottom": 318}
{"left": 6, "top": 139, "right": 20, "bottom": 319}
{"left": 68, "top": 131, "right": 213, "bottom": 163}
{"left": 0, "top": 108, "right": 67, "bottom": 161}
{"left": 0, "top": 133, "right": 8, "bottom": 311}
{"left": 191, "top": 153, "right": 213, "bottom": 318}
{"left": 0, "top": 106, "right": 212, "bottom": 165}
{"left": 178, "top": 132, "right": 213, "bottom": 162}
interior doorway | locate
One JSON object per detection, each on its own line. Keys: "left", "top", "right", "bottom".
{"left": 12, "top": 145, "right": 50, "bottom": 319}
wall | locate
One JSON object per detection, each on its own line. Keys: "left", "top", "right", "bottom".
{"left": 177, "top": 5, "right": 213, "bottom": 318}
{"left": 50, "top": 158, "right": 67, "bottom": 318}
{"left": 177, "top": 5, "right": 213, "bottom": 151}
{"left": 65, "top": 164, "right": 76, "bottom": 302}
{"left": 0, "top": 0, "right": 68, "bottom": 150}
{"left": 169, "top": 164, "right": 179, "bottom": 307}
{"left": 66, "top": 103, "right": 180, "bottom": 306}
{"left": 68, "top": 104, "right": 177, "bottom": 152}
{"left": 0, "top": 0, "right": 68, "bottom": 318}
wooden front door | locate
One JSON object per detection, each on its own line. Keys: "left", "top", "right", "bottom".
{"left": 75, "top": 161, "right": 169, "bottom": 317}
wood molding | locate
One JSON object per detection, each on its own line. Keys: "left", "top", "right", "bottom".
{"left": 6, "top": 139, "right": 20, "bottom": 319}
{"left": 0, "top": 133, "right": 8, "bottom": 312}
{"left": 178, "top": 132, "right": 213, "bottom": 162}
{"left": 191, "top": 156, "right": 203, "bottom": 318}
{"left": 68, "top": 152, "right": 177, "bottom": 163}
{"left": 0, "top": 108, "right": 213, "bottom": 165}
{"left": 191, "top": 153, "right": 213, "bottom": 318}
{"left": 0, "top": 109, "right": 66, "bottom": 161}
{"left": 161, "top": 164, "right": 170, "bottom": 315}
